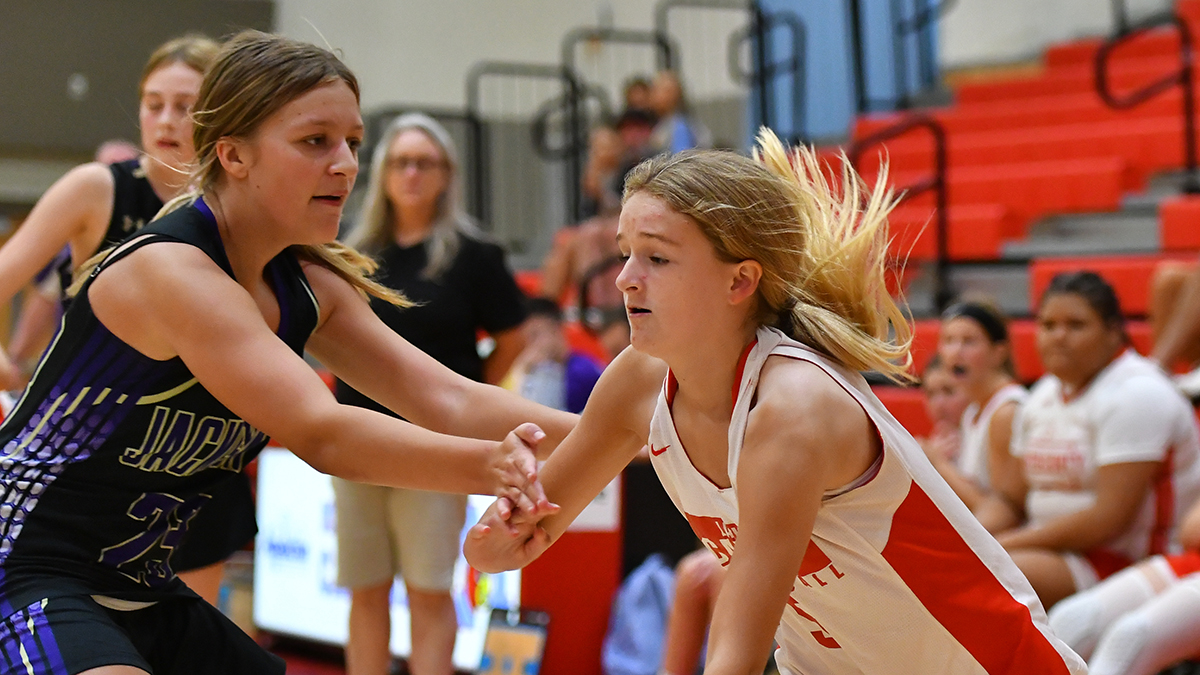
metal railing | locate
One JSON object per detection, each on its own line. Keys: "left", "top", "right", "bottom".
{"left": 1095, "top": 12, "right": 1199, "bottom": 194}
{"left": 727, "top": 7, "right": 808, "bottom": 141}
{"left": 654, "top": 0, "right": 747, "bottom": 69}
{"left": 849, "top": 115, "right": 951, "bottom": 310}
{"left": 847, "top": 0, "right": 956, "bottom": 113}
{"left": 466, "top": 61, "right": 587, "bottom": 251}
{"left": 561, "top": 26, "right": 675, "bottom": 77}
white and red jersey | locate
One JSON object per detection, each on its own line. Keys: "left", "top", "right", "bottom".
{"left": 648, "top": 327, "right": 1085, "bottom": 675}
{"left": 1012, "top": 350, "right": 1200, "bottom": 563}
{"left": 958, "top": 383, "right": 1028, "bottom": 491}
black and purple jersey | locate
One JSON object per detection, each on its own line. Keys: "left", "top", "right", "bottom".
{"left": 0, "top": 198, "right": 318, "bottom": 612}
{"left": 55, "top": 158, "right": 164, "bottom": 299}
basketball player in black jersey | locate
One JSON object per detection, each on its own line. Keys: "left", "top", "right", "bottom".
{"left": 0, "top": 36, "right": 260, "bottom": 608}
{"left": 0, "top": 32, "right": 574, "bottom": 674}
{"left": 0, "top": 36, "right": 218, "bottom": 387}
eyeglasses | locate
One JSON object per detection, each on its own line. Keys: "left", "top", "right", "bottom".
{"left": 387, "top": 155, "right": 447, "bottom": 173}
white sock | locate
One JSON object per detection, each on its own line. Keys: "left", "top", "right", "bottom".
{"left": 1089, "top": 573, "right": 1200, "bottom": 675}
{"left": 1048, "top": 556, "right": 1172, "bottom": 659}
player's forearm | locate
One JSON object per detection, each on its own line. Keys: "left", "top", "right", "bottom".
{"left": 453, "top": 380, "right": 577, "bottom": 458}
{"left": 995, "top": 506, "right": 1134, "bottom": 552}
{"left": 289, "top": 404, "right": 497, "bottom": 494}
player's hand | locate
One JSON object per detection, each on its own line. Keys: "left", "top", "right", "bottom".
{"left": 464, "top": 499, "right": 552, "bottom": 573}
{"left": 490, "top": 423, "right": 559, "bottom": 520}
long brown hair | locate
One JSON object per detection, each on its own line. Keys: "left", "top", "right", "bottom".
{"left": 74, "top": 31, "right": 407, "bottom": 306}
{"left": 623, "top": 129, "right": 913, "bottom": 381}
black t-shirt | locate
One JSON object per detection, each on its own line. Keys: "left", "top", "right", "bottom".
{"left": 336, "top": 232, "right": 527, "bottom": 415}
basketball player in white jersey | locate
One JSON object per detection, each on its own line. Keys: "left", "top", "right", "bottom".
{"left": 465, "top": 133, "right": 1086, "bottom": 675}
{"left": 935, "top": 301, "right": 1027, "bottom": 515}
{"left": 993, "top": 271, "right": 1200, "bottom": 608}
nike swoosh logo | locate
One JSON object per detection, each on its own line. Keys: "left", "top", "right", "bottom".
{"left": 650, "top": 444, "right": 670, "bottom": 456}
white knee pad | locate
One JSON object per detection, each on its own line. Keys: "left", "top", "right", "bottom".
{"left": 1049, "top": 560, "right": 1166, "bottom": 659}
{"left": 1089, "top": 612, "right": 1151, "bottom": 675}
{"left": 1048, "top": 591, "right": 1104, "bottom": 658}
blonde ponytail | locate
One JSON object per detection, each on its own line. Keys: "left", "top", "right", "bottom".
{"left": 622, "top": 128, "right": 913, "bottom": 382}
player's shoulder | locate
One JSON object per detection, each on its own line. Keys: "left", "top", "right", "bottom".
{"left": 758, "top": 353, "right": 859, "bottom": 421}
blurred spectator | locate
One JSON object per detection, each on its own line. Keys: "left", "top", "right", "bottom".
{"left": 1150, "top": 260, "right": 1200, "bottom": 397}
{"left": 615, "top": 109, "right": 658, "bottom": 177}
{"left": 540, "top": 213, "right": 622, "bottom": 312}
{"left": 1049, "top": 499, "right": 1200, "bottom": 675}
{"left": 648, "top": 70, "right": 711, "bottom": 153}
{"left": 934, "top": 301, "right": 1027, "bottom": 512}
{"left": 623, "top": 76, "right": 653, "bottom": 114}
{"left": 333, "top": 112, "right": 528, "bottom": 675}
{"left": 582, "top": 125, "right": 625, "bottom": 219}
{"left": 916, "top": 354, "right": 970, "bottom": 471}
{"left": 508, "top": 297, "right": 604, "bottom": 413}
{"left": 591, "top": 305, "right": 631, "bottom": 360}
{"left": 991, "top": 271, "right": 1200, "bottom": 609}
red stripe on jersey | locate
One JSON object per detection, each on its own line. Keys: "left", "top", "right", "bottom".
{"left": 882, "top": 483, "right": 1071, "bottom": 675}
{"left": 1150, "top": 447, "right": 1176, "bottom": 556}
{"left": 731, "top": 339, "right": 757, "bottom": 407}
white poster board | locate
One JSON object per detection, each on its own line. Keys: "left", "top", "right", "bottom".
{"left": 253, "top": 448, "right": 522, "bottom": 669}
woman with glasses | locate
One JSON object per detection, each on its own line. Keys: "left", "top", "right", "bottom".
{"left": 333, "top": 113, "right": 529, "bottom": 675}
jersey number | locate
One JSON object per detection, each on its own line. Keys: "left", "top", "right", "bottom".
{"left": 787, "top": 596, "right": 841, "bottom": 649}
{"left": 98, "top": 491, "right": 210, "bottom": 586}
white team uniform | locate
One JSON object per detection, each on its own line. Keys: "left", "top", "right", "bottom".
{"left": 1012, "top": 350, "right": 1200, "bottom": 586}
{"left": 649, "top": 327, "right": 1086, "bottom": 675}
{"left": 958, "top": 383, "right": 1028, "bottom": 491}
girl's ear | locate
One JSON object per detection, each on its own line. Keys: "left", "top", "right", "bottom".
{"left": 215, "top": 137, "right": 251, "bottom": 179}
{"left": 729, "top": 260, "right": 763, "bottom": 306}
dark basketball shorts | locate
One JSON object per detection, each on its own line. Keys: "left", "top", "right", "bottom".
{"left": 0, "top": 592, "right": 283, "bottom": 674}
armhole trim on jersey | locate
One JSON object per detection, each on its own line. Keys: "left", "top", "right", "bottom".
{"left": 767, "top": 346, "right": 887, "bottom": 499}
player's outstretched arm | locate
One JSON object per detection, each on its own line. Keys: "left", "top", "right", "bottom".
{"left": 303, "top": 262, "right": 576, "bottom": 458}
{"left": 464, "top": 347, "right": 662, "bottom": 572}
{"left": 0, "top": 163, "right": 114, "bottom": 387}
{"left": 88, "top": 241, "right": 549, "bottom": 507}
{"left": 703, "top": 359, "right": 872, "bottom": 675}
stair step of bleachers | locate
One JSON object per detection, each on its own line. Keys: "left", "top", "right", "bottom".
{"left": 896, "top": 263, "right": 1029, "bottom": 319}
{"left": 945, "top": 264, "right": 1031, "bottom": 317}
{"left": 889, "top": 203, "right": 1015, "bottom": 261}
{"left": 855, "top": 90, "right": 1186, "bottom": 139}
{"left": 1045, "top": 11, "right": 1200, "bottom": 69}
{"left": 1001, "top": 211, "right": 1161, "bottom": 259}
{"left": 1028, "top": 252, "right": 1197, "bottom": 316}
{"left": 1160, "top": 193, "right": 1200, "bottom": 249}
{"left": 875, "top": 156, "right": 1129, "bottom": 235}
{"left": 860, "top": 116, "right": 1195, "bottom": 189}
{"left": 956, "top": 56, "right": 1196, "bottom": 104}
{"left": 1045, "top": 33, "right": 1178, "bottom": 69}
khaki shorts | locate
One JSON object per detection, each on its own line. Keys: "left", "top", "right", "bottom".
{"left": 332, "top": 478, "right": 467, "bottom": 592}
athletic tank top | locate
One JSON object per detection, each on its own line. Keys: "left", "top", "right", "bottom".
{"left": 0, "top": 198, "right": 319, "bottom": 608}
{"left": 56, "top": 158, "right": 165, "bottom": 298}
{"left": 957, "top": 383, "right": 1028, "bottom": 492}
{"left": 648, "top": 326, "right": 1086, "bottom": 675}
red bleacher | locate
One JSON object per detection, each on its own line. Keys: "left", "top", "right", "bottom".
{"left": 860, "top": 0, "right": 1200, "bottom": 436}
